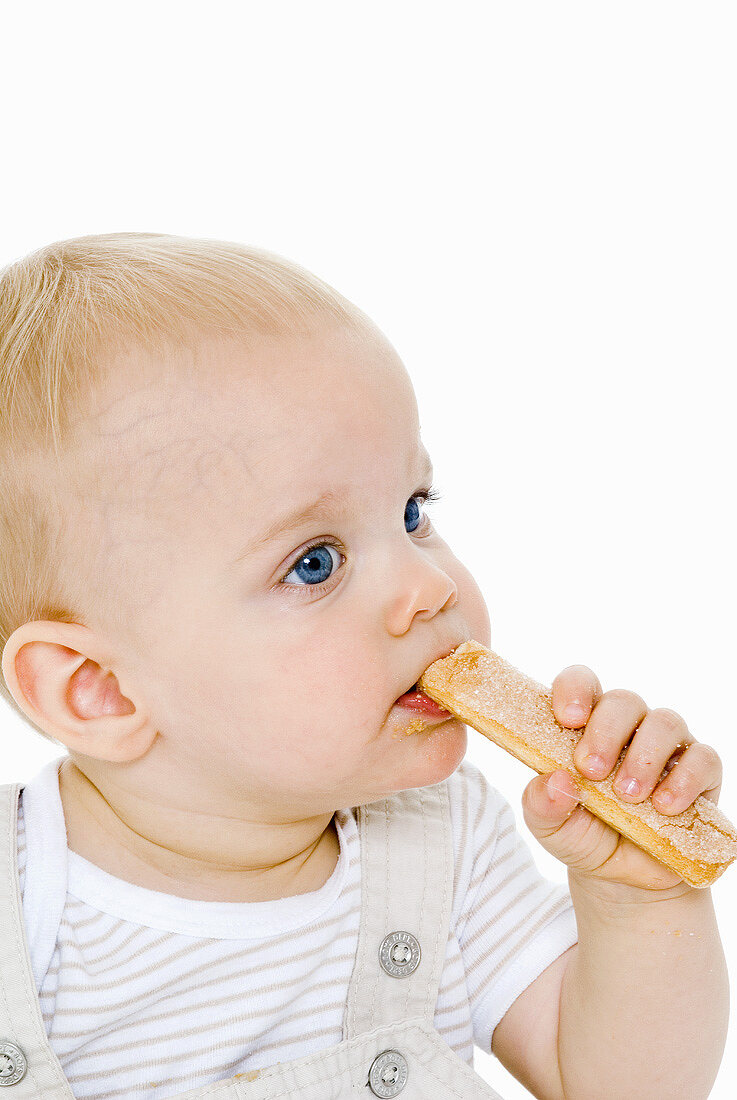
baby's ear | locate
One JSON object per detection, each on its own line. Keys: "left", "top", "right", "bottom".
{"left": 66, "top": 655, "right": 136, "bottom": 719}
{"left": 2, "top": 621, "right": 155, "bottom": 762}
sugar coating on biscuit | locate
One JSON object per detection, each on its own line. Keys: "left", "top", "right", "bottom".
{"left": 418, "top": 642, "right": 737, "bottom": 866}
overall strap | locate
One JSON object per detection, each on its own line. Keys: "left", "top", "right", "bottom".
{"left": 343, "top": 778, "right": 454, "bottom": 1038}
{"left": 0, "top": 784, "right": 75, "bottom": 1097}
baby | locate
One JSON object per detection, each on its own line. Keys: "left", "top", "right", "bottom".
{"left": 0, "top": 233, "right": 729, "bottom": 1100}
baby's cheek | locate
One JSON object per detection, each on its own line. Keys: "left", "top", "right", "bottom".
{"left": 286, "top": 710, "right": 365, "bottom": 778}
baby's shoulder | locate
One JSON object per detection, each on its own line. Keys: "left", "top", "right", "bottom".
{"left": 439, "top": 761, "right": 523, "bottom": 923}
{"left": 444, "top": 756, "right": 519, "bottom": 866}
{"left": 443, "top": 758, "right": 511, "bottom": 833}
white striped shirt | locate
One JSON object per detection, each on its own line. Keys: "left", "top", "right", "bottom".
{"left": 16, "top": 756, "right": 577, "bottom": 1099}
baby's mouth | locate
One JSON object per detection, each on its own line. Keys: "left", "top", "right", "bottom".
{"left": 394, "top": 684, "right": 453, "bottom": 718}
{"left": 392, "top": 641, "right": 465, "bottom": 716}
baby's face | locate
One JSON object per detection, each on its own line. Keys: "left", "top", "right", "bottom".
{"left": 82, "top": 323, "right": 490, "bottom": 815}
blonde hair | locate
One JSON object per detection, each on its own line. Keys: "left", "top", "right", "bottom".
{"left": 0, "top": 231, "right": 373, "bottom": 742}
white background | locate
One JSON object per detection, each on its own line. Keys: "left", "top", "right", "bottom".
{"left": 1, "top": 3, "right": 735, "bottom": 1097}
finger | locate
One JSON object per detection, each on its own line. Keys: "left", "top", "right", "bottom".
{"left": 522, "top": 770, "right": 619, "bottom": 873}
{"left": 551, "top": 665, "right": 603, "bottom": 728}
{"left": 611, "top": 707, "right": 695, "bottom": 804}
{"left": 572, "top": 688, "right": 648, "bottom": 781}
{"left": 522, "top": 769, "right": 582, "bottom": 838}
{"left": 651, "top": 741, "right": 723, "bottom": 815}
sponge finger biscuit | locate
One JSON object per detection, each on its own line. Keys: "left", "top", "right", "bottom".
{"left": 417, "top": 641, "right": 737, "bottom": 888}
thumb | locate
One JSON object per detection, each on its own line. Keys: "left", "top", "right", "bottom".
{"left": 522, "top": 769, "right": 619, "bottom": 874}
{"left": 522, "top": 769, "right": 581, "bottom": 841}
{"left": 522, "top": 770, "right": 684, "bottom": 889}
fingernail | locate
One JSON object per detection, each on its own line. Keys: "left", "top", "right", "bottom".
{"left": 617, "top": 777, "right": 640, "bottom": 798}
{"left": 564, "top": 703, "right": 588, "bottom": 725}
{"left": 656, "top": 789, "right": 674, "bottom": 807}
{"left": 547, "top": 775, "right": 579, "bottom": 804}
{"left": 582, "top": 753, "right": 607, "bottom": 778}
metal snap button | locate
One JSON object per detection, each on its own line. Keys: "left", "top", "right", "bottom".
{"left": 378, "top": 931, "right": 421, "bottom": 978}
{"left": 368, "top": 1050, "right": 408, "bottom": 1097}
{"left": 0, "top": 1042, "right": 27, "bottom": 1087}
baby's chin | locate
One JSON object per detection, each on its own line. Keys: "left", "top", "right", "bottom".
{"left": 386, "top": 717, "right": 467, "bottom": 793}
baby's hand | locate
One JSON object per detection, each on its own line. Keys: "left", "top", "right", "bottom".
{"left": 521, "top": 665, "right": 723, "bottom": 893}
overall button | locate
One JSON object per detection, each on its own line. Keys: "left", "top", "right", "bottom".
{"left": 378, "top": 931, "right": 421, "bottom": 978}
{"left": 368, "top": 1050, "right": 409, "bottom": 1097}
{"left": 0, "top": 1042, "right": 27, "bottom": 1087}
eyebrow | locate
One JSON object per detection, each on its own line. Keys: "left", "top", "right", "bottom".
{"left": 231, "top": 451, "right": 434, "bottom": 565}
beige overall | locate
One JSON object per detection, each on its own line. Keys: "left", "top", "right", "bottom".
{"left": 0, "top": 776, "right": 505, "bottom": 1098}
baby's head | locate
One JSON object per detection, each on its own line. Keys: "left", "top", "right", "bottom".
{"left": 0, "top": 234, "right": 490, "bottom": 819}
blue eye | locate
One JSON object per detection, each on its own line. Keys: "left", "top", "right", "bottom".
{"left": 405, "top": 487, "right": 442, "bottom": 534}
{"left": 280, "top": 488, "right": 442, "bottom": 590}
{"left": 283, "top": 544, "right": 342, "bottom": 587}
{"left": 404, "top": 496, "right": 425, "bottom": 533}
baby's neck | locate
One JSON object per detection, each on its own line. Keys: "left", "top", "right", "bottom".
{"left": 57, "top": 759, "right": 340, "bottom": 903}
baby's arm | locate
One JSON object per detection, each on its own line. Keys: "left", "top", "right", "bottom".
{"left": 558, "top": 875, "right": 727, "bottom": 1099}
{"left": 491, "top": 881, "right": 727, "bottom": 1100}
{"left": 491, "top": 947, "right": 573, "bottom": 1100}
